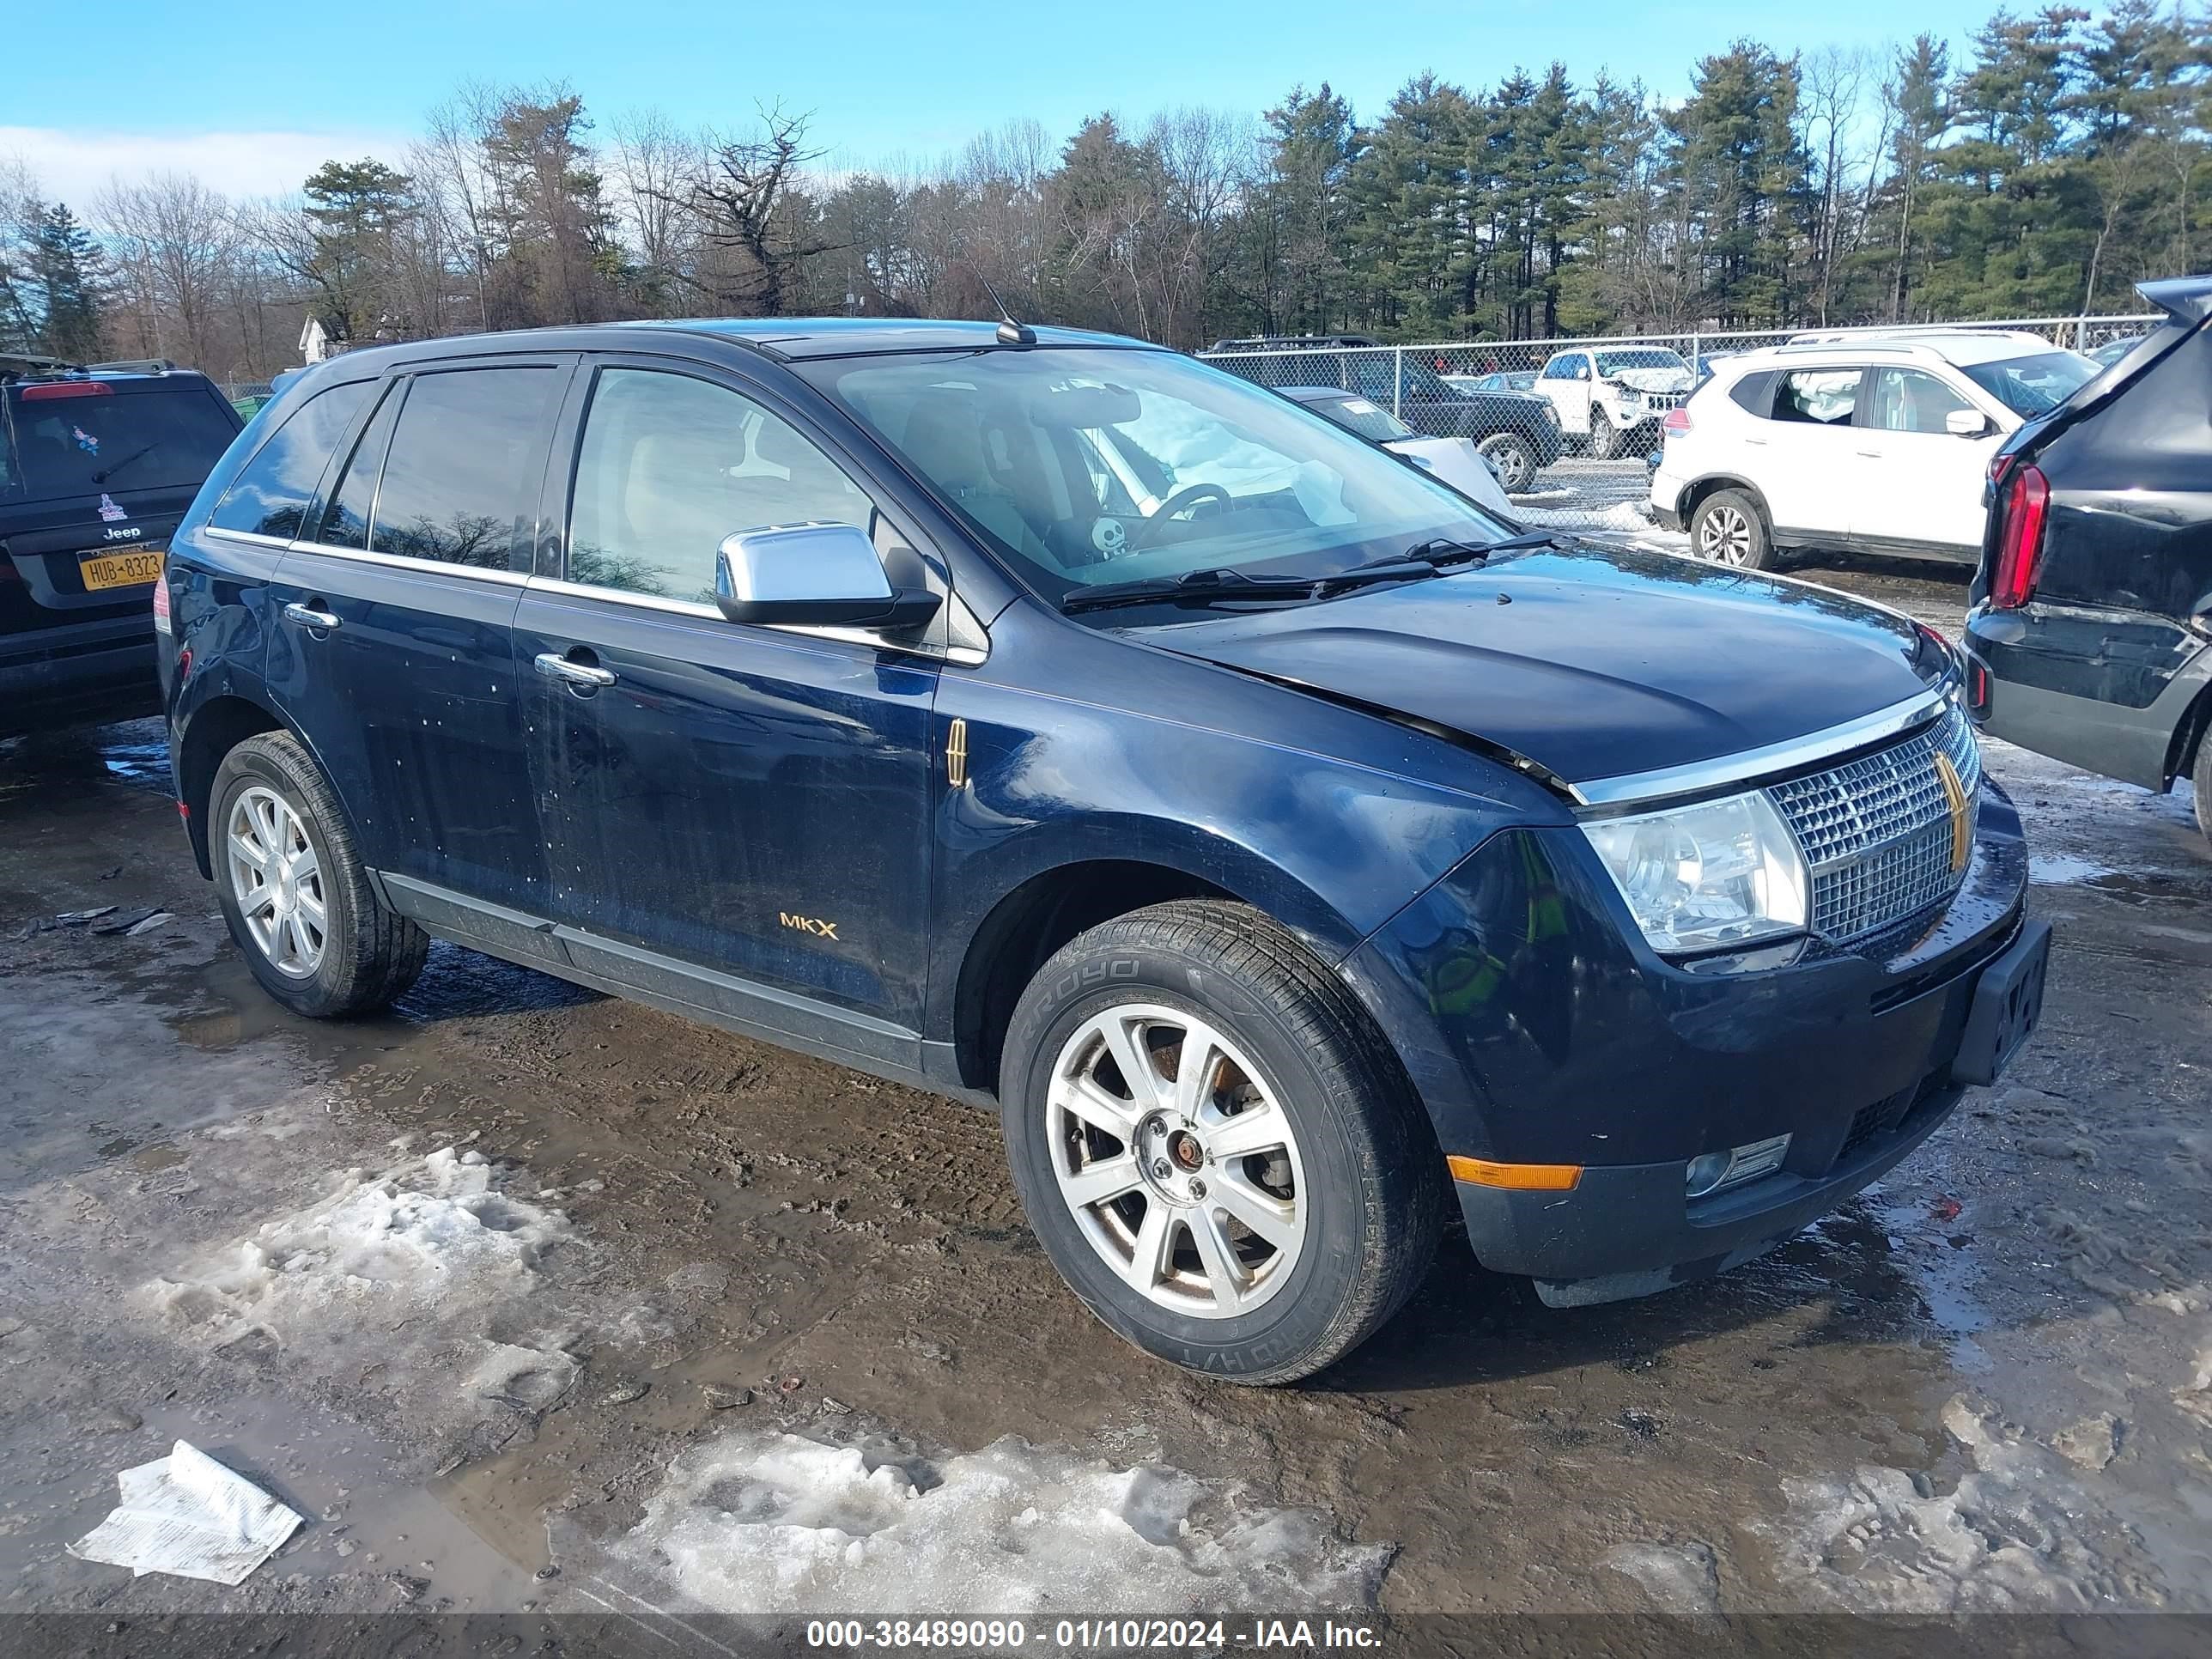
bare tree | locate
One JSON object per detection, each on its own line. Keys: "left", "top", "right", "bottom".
{"left": 665, "top": 106, "right": 838, "bottom": 315}
{"left": 97, "top": 173, "right": 240, "bottom": 370}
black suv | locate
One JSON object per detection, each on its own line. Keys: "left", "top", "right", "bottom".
{"left": 1963, "top": 274, "right": 2212, "bottom": 848}
{"left": 163, "top": 319, "right": 2045, "bottom": 1383}
{"left": 2, "top": 357, "right": 241, "bottom": 733}
{"left": 1206, "top": 335, "right": 1563, "bottom": 491}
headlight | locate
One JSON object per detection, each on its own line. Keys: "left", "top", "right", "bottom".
{"left": 1581, "top": 791, "right": 1808, "bottom": 955}
{"left": 1541, "top": 403, "right": 1561, "bottom": 427}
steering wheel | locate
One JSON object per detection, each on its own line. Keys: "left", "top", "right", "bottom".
{"left": 1131, "top": 483, "right": 1232, "bottom": 550}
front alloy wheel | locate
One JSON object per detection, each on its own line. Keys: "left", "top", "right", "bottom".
{"left": 227, "top": 783, "right": 327, "bottom": 978}
{"left": 1048, "top": 1003, "right": 1307, "bottom": 1318}
{"left": 1000, "top": 900, "right": 1444, "bottom": 1384}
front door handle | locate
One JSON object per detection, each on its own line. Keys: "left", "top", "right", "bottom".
{"left": 535, "top": 651, "right": 617, "bottom": 689}
{"left": 1856, "top": 449, "right": 1884, "bottom": 459}
{"left": 283, "top": 602, "right": 341, "bottom": 631}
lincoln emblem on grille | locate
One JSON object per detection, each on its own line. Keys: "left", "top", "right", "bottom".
{"left": 1934, "top": 750, "right": 1972, "bottom": 874}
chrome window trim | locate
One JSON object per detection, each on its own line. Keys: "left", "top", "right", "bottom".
{"left": 1573, "top": 684, "right": 1955, "bottom": 809}
{"left": 283, "top": 539, "right": 531, "bottom": 586}
{"left": 523, "top": 574, "right": 988, "bottom": 666}
{"left": 203, "top": 526, "right": 294, "bottom": 550}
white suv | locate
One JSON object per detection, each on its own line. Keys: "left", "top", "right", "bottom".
{"left": 1534, "top": 345, "right": 1694, "bottom": 459}
{"left": 1649, "top": 331, "right": 2100, "bottom": 568}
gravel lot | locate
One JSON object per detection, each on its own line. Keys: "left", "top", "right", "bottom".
{"left": 1, "top": 557, "right": 2208, "bottom": 1651}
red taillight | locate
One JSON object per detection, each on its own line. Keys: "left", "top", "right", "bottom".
{"left": 20, "top": 380, "right": 113, "bottom": 400}
{"left": 151, "top": 574, "right": 172, "bottom": 635}
{"left": 1990, "top": 464, "right": 2049, "bottom": 610}
{"left": 1662, "top": 406, "right": 1692, "bottom": 436}
{"left": 1989, "top": 451, "right": 2015, "bottom": 488}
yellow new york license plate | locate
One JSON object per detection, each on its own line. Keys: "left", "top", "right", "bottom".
{"left": 79, "top": 547, "right": 164, "bottom": 592}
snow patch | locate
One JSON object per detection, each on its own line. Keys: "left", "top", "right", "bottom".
{"left": 1761, "top": 1396, "right": 2165, "bottom": 1610}
{"left": 1603, "top": 1541, "right": 1722, "bottom": 1615}
{"left": 1515, "top": 500, "right": 1657, "bottom": 534}
{"left": 607, "top": 1430, "right": 1389, "bottom": 1616}
{"left": 147, "top": 1146, "right": 572, "bottom": 1348}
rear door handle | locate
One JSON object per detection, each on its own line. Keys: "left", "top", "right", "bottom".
{"left": 535, "top": 651, "right": 617, "bottom": 689}
{"left": 1856, "top": 449, "right": 1883, "bottom": 459}
{"left": 283, "top": 602, "right": 341, "bottom": 631}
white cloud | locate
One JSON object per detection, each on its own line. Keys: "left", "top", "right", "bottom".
{"left": 0, "top": 126, "right": 409, "bottom": 209}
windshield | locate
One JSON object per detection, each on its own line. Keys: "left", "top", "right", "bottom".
{"left": 1960, "top": 351, "right": 2100, "bottom": 416}
{"left": 1304, "top": 395, "right": 1416, "bottom": 443}
{"left": 1593, "top": 349, "right": 1687, "bottom": 377}
{"left": 0, "top": 384, "right": 236, "bottom": 503}
{"left": 802, "top": 347, "right": 1511, "bottom": 613}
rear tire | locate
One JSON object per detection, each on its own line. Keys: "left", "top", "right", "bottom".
{"left": 211, "top": 732, "right": 428, "bottom": 1018}
{"left": 1690, "top": 488, "right": 1775, "bottom": 569}
{"left": 1476, "top": 431, "right": 1538, "bottom": 493}
{"left": 1000, "top": 900, "right": 1444, "bottom": 1385}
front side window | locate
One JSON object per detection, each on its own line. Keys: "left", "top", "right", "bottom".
{"left": 566, "top": 368, "right": 877, "bottom": 602}
{"left": 209, "top": 380, "right": 372, "bottom": 538}
{"left": 1960, "top": 352, "right": 2098, "bottom": 417}
{"left": 1866, "top": 368, "right": 1978, "bottom": 434}
{"left": 1773, "top": 369, "right": 1862, "bottom": 426}
{"left": 800, "top": 346, "right": 1512, "bottom": 615}
{"left": 368, "top": 367, "right": 560, "bottom": 570}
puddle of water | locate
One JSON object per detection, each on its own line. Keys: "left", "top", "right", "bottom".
{"left": 2030, "top": 853, "right": 2118, "bottom": 885}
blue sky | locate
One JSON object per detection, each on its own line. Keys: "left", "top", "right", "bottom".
{"left": 8, "top": 0, "right": 2009, "bottom": 204}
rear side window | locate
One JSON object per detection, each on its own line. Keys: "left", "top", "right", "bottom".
{"left": 313, "top": 382, "right": 404, "bottom": 550}
{"left": 3, "top": 384, "right": 239, "bottom": 506}
{"left": 368, "top": 368, "right": 560, "bottom": 570}
{"left": 1541, "top": 355, "right": 1588, "bottom": 380}
{"left": 1773, "top": 369, "right": 1861, "bottom": 426}
{"left": 210, "top": 380, "right": 373, "bottom": 538}
{"left": 1728, "top": 370, "right": 1778, "bottom": 415}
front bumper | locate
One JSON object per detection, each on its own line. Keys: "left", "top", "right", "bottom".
{"left": 0, "top": 617, "right": 159, "bottom": 736}
{"left": 1340, "top": 784, "right": 2037, "bottom": 1303}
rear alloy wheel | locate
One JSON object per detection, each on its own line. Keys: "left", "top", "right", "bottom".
{"left": 211, "top": 731, "right": 428, "bottom": 1018}
{"left": 1476, "top": 432, "right": 1538, "bottom": 493}
{"left": 1001, "top": 899, "right": 1444, "bottom": 1384}
{"left": 1690, "top": 488, "right": 1774, "bottom": 569}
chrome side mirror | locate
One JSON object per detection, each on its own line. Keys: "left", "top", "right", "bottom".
{"left": 1946, "top": 409, "right": 1991, "bottom": 438}
{"left": 714, "top": 522, "right": 942, "bottom": 629}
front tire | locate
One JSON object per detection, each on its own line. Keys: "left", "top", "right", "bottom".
{"left": 1589, "top": 416, "right": 1623, "bottom": 460}
{"left": 1689, "top": 487, "right": 1775, "bottom": 569}
{"left": 1476, "top": 431, "right": 1538, "bottom": 493}
{"left": 211, "top": 732, "right": 428, "bottom": 1018}
{"left": 1000, "top": 900, "right": 1443, "bottom": 1385}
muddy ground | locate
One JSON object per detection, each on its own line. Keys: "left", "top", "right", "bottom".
{"left": 0, "top": 559, "right": 2208, "bottom": 1652}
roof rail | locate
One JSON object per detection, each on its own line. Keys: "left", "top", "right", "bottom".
{"left": 0, "top": 350, "right": 83, "bottom": 380}
{"left": 1783, "top": 326, "right": 2047, "bottom": 347}
{"left": 87, "top": 358, "right": 179, "bottom": 374}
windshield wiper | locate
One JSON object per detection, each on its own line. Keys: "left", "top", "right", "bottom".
{"left": 1061, "top": 560, "right": 1438, "bottom": 616}
{"left": 91, "top": 441, "right": 161, "bottom": 485}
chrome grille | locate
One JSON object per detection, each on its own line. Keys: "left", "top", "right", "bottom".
{"left": 1767, "top": 705, "right": 1978, "bottom": 942}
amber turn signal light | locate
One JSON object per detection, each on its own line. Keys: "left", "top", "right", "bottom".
{"left": 1446, "top": 1156, "right": 1583, "bottom": 1191}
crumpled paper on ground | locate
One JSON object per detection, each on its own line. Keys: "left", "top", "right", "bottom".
{"left": 68, "top": 1439, "right": 304, "bottom": 1585}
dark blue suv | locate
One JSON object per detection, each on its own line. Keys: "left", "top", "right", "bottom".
{"left": 160, "top": 319, "right": 2050, "bottom": 1382}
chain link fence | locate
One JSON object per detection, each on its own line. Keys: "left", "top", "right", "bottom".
{"left": 1199, "top": 314, "right": 2160, "bottom": 539}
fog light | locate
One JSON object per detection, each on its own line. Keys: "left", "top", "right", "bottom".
{"left": 1685, "top": 1133, "right": 1792, "bottom": 1200}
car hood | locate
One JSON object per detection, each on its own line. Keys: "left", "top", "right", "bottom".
{"left": 1150, "top": 545, "right": 1944, "bottom": 792}
{"left": 1606, "top": 367, "right": 1694, "bottom": 394}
